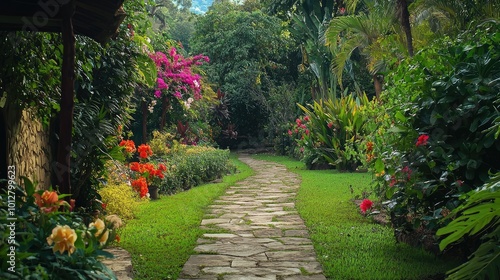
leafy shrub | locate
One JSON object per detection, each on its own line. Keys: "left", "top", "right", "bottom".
{"left": 436, "top": 172, "right": 500, "bottom": 280}
{"left": 290, "top": 94, "right": 372, "bottom": 171}
{"left": 159, "top": 146, "right": 234, "bottom": 193}
{"left": 370, "top": 22, "right": 500, "bottom": 248}
{"left": 0, "top": 179, "right": 117, "bottom": 279}
{"left": 99, "top": 183, "right": 147, "bottom": 221}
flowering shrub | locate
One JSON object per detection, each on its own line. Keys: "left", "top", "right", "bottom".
{"left": 150, "top": 47, "right": 209, "bottom": 101}
{"left": 0, "top": 179, "right": 117, "bottom": 279}
{"left": 368, "top": 24, "right": 500, "bottom": 253}
{"left": 120, "top": 141, "right": 167, "bottom": 198}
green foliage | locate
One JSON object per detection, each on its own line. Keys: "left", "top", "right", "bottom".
{"left": 98, "top": 183, "right": 147, "bottom": 221}
{"left": 253, "top": 154, "right": 459, "bottom": 279}
{"left": 158, "top": 146, "right": 234, "bottom": 193}
{"left": 436, "top": 172, "right": 500, "bottom": 280}
{"left": 0, "top": 179, "right": 117, "bottom": 279}
{"left": 118, "top": 155, "right": 253, "bottom": 279}
{"left": 369, "top": 21, "right": 500, "bottom": 250}
{"left": 292, "top": 94, "right": 371, "bottom": 171}
{"left": 191, "top": 3, "right": 294, "bottom": 138}
{"left": 0, "top": 32, "right": 62, "bottom": 124}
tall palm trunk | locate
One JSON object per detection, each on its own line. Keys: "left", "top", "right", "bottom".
{"left": 397, "top": 0, "right": 414, "bottom": 57}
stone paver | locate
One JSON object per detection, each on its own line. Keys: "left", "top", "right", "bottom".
{"left": 179, "top": 154, "right": 325, "bottom": 280}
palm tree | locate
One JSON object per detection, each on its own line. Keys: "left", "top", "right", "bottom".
{"left": 412, "top": 0, "right": 500, "bottom": 35}
{"left": 325, "top": 0, "right": 400, "bottom": 99}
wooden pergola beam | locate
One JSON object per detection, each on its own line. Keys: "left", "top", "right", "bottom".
{"left": 55, "top": 0, "right": 76, "bottom": 195}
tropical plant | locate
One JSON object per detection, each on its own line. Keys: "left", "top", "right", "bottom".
{"left": 292, "top": 93, "right": 371, "bottom": 171}
{"left": 437, "top": 172, "right": 500, "bottom": 280}
{"left": 325, "top": 0, "right": 403, "bottom": 99}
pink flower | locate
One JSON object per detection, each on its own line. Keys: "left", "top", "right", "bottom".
{"left": 327, "top": 122, "right": 333, "bottom": 129}
{"left": 304, "top": 116, "right": 310, "bottom": 122}
{"left": 296, "top": 118, "right": 302, "bottom": 125}
{"left": 416, "top": 134, "right": 429, "bottom": 146}
{"left": 288, "top": 130, "right": 293, "bottom": 136}
{"left": 360, "top": 199, "right": 373, "bottom": 214}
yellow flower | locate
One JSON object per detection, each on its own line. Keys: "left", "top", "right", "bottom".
{"left": 47, "top": 225, "right": 77, "bottom": 255}
{"left": 375, "top": 170, "right": 385, "bottom": 177}
{"left": 89, "top": 218, "right": 109, "bottom": 245}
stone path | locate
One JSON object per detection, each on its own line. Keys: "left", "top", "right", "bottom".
{"left": 179, "top": 154, "right": 326, "bottom": 280}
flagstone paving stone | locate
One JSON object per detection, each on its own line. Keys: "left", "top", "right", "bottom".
{"left": 179, "top": 154, "right": 326, "bottom": 280}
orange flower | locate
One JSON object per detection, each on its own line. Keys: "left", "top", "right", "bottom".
{"left": 119, "top": 140, "right": 136, "bottom": 154}
{"left": 34, "top": 190, "right": 65, "bottom": 213}
{"left": 47, "top": 225, "right": 77, "bottom": 255}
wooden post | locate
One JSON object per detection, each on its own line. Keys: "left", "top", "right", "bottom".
{"left": 56, "top": 0, "right": 75, "bottom": 195}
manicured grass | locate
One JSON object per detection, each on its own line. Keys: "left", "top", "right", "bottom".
{"left": 253, "top": 154, "right": 459, "bottom": 280}
{"left": 118, "top": 154, "right": 254, "bottom": 279}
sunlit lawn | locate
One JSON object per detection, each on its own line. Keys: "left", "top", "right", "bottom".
{"left": 253, "top": 154, "right": 459, "bottom": 280}
{"left": 118, "top": 154, "right": 253, "bottom": 279}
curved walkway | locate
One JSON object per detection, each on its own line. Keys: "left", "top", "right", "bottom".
{"left": 179, "top": 154, "right": 326, "bottom": 280}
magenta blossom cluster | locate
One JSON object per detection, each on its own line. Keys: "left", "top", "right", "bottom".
{"left": 150, "top": 47, "right": 209, "bottom": 101}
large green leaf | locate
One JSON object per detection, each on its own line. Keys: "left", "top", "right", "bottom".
{"left": 446, "top": 229, "right": 500, "bottom": 280}
{"left": 437, "top": 190, "right": 499, "bottom": 251}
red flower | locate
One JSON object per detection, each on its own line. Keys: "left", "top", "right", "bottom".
{"left": 327, "top": 122, "right": 333, "bottom": 129}
{"left": 131, "top": 177, "right": 148, "bottom": 198}
{"left": 137, "top": 144, "right": 153, "bottom": 159}
{"left": 102, "top": 203, "right": 107, "bottom": 210}
{"left": 360, "top": 199, "right": 373, "bottom": 214}
{"left": 288, "top": 130, "right": 293, "bottom": 136}
{"left": 304, "top": 116, "right": 310, "bottom": 122}
{"left": 389, "top": 175, "right": 397, "bottom": 187}
{"left": 416, "top": 134, "right": 429, "bottom": 146}
{"left": 158, "top": 164, "right": 167, "bottom": 172}
{"left": 115, "top": 235, "right": 121, "bottom": 243}
{"left": 129, "top": 162, "right": 141, "bottom": 172}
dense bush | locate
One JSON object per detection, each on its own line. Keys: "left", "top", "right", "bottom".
{"left": 1, "top": 179, "right": 117, "bottom": 279}
{"left": 158, "top": 145, "right": 234, "bottom": 194}
{"left": 99, "top": 183, "right": 147, "bottom": 221}
{"left": 370, "top": 22, "right": 500, "bottom": 249}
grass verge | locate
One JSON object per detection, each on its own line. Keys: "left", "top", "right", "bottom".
{"left": 118, "top": 154, "right": 253, "bottom": 279}
{"left": 253, "top": 154, "right": 459, "bottom": 280}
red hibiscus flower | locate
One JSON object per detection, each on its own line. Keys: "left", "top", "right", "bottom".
{"left": 360, "top": 199, "right": 373, "bottom": 214}
{"left": 416, "top": 134, "right": 429, "bottom": 146}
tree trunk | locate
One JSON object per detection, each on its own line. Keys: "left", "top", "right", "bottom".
{"left": 398, "top": 0, "right": 414, "bottom": 57}
{"left": 56, "top": 0, "right": 76, "bottom": 196}
{"left": 373, "top": 74, "right": 383, "bottom": 101}
{"left": 159, "top": 95, "right": 169, "bottom": 131}
{"left": 141, "top": 100, "right": 148, "bottom": 144}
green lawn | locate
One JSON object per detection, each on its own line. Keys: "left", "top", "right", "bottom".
{"left": 253, "top": 154, "right": 459, "bottom": 280}
{"left": 118, "top": 154, "right": 254, "bottom": 279}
